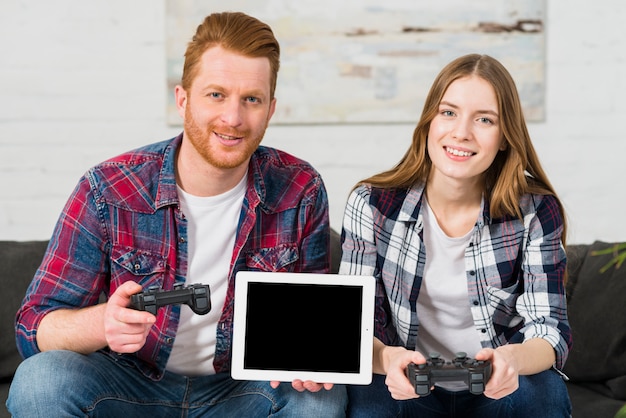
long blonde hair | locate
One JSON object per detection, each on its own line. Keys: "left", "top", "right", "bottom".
{"left": 359, "top": 54, "right": 566, "bottom": 243}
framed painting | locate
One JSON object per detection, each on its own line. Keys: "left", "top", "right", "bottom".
{"left": 166, "top": 0, "right": 545, "bottom": 124}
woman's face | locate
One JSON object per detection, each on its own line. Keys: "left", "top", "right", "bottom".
{"left": 427, "top": 75, "right": 506, "bottom": 185}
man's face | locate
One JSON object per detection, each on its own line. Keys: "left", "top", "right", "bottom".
{"left": 176, "top": 46, "right": 276, "bottom": 171}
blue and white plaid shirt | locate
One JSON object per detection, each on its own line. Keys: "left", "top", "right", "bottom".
{"left": 339, "top": 182, "right": 571, "bottom": 370}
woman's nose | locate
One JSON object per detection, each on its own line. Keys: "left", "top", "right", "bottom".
{"left": 451, "top": 117, "right": 472, "bottom": 140}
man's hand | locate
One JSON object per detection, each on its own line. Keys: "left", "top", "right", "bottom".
{"left": 104, "top": 281, "right": 156, "bottom": 353}
{"left": 270, "top": 380, "right": 334, "bottom": 392}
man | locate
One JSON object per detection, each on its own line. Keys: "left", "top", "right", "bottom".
{"left": 8, "top": 11, "right": 346, "bottom": 417}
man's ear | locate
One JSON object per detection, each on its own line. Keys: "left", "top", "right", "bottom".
{"left": 174, "top": 85, "right": 188, "bottom": 119}
{"left": 267, "top": 97, "right": 277, "bottom": 122}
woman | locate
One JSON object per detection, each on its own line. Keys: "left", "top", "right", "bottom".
{"left": 340, "top": 54, "right": 572, "bottom": 417}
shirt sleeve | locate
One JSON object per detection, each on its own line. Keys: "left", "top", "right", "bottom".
{"left": 517, "top": 194, "right": 571, "bottom": 370}
{"left": 15, "top": 175, "right": 110, "bottom": 359}
{"left": 339, "top": 186, "right": 396, "bottom": 343}
{"left": 289, "top": 170, "right": 332, "bottom": 274}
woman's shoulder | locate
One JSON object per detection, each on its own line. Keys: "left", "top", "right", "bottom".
{"left": 518, "top": 193, "right": 561, "bottom": 216}
{"left": 350, "top": 183, "right": 425, "bottom": 221}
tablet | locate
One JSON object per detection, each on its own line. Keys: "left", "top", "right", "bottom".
{"left": 231, "top": 271, "right": 375, "bottom": 385}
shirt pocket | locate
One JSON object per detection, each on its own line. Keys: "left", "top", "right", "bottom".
{"left": 486, "top": 283, "right": 523, "bottom": 328}
{"left": 245, "top": 243, "right": 299, "bottom": 272}
{"left": 110, "top": 246, "right": 168, "bottom": 289}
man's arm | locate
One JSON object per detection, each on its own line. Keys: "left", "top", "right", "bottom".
{"left": 37, "top": 281, "right": 155, "bottom": 354}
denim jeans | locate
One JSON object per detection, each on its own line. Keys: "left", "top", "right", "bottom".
{"left": 7, "top": 350, "right": 348, "bottom": 417}
{"left": 347, "top": 370, "right": 571, "bottom": 417}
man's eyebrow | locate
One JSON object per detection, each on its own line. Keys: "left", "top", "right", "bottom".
{"left": 200, "top": 84, "right": 268, "bottom": 98}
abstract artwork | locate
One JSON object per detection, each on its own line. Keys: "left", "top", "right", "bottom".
{"left": 166, "top": 0, "right": 545, "bottom": 124}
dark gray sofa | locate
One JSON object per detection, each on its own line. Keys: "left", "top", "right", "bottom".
{"left": 2, "top": 234, "right": 625, "bottom": 417}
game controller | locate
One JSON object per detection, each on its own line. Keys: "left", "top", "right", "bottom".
{"left": 407, "top": 352, "right": 492, "bottom": 396}
{"left": 130, "top": 283, "right": 211, "bottom": 315}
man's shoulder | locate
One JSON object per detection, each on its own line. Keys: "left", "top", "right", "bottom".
{"left": 98, "top": 138, "right": 174, "bottom": 168}
{"left": 251, "top": 146, "right": 326, "bottom": 208}
{"left": 252, "top": 146, "right": 323, "bottom": 183}
{"left": 84, "top": 137, "right": 178, "bottom": 208}
{"left": 253, "top": 145, "right": 317, "bottom": 170}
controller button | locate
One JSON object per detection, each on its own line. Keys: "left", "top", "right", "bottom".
{"left": 471, "top": 383, "right": 484, "bottom": 393}
{"left": 415, "top": 375, "right": 429, "bottom": 383}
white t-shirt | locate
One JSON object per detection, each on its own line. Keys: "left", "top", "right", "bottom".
{"left": 165, "top": 174, "right": 246, "bottom": 376}
{"left": 415, "top": 200, "right": 483, "bottom": 389}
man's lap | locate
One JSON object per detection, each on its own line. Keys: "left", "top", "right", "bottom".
{"left": 7, "top": 350, "right": 347, "bottom": 418}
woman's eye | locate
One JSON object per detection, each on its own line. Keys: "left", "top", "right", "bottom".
{"left": 479, "top": 117, "right": 494, "bottom": 124}
{"left": 441, "top": 110, "right": 454, "bottom": 116}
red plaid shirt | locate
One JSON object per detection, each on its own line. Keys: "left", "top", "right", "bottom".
{"left": 16, "top": 134, "right": 330, "bottom": 380}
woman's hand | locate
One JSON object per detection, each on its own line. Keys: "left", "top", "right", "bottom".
{"left": 476, "top": 347, "right": 519, "bottom": 399}
{"left": 477, "top": 339, "right": 555, "bottom": 399}
{"left": 380, "top": 345, "right": 427, "bottom": 400}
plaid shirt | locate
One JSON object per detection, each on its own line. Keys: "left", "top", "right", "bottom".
{"left": 15, "top": 134, "right": 330, "bottom": 380}
{"left": 339, "top": 183, "right": 571, "bottom": 369}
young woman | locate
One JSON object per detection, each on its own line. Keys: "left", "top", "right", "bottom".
{"left": 340, "top": 54, "right": 572, "bottom": 417}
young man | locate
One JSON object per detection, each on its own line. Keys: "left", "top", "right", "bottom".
{"left": 8, "top": 12, "right": 346, "bottom": 417}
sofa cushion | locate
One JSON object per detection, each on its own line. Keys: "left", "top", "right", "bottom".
{"left": 0, "top": 241, "right": 48, "bottom": 380}
{"left": 563, "top": 241, "right": 626, "bottom": 400}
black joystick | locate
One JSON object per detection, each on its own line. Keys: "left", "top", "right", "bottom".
{"left": 130, "top": 283, "right": 211, "bottom": 315}
{"left": 407, "top": 352, "right": 492, "bottom": 396}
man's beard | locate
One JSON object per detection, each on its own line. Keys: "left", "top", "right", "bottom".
{"left": 184, "top": 105, "right": 266, "bottom": 170}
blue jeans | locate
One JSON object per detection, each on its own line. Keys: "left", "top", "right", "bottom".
{"left": 7, "top": 350, "right": 347, "bottom": 417}
{"left": 347, "top": 370, "right": 571, "bottom": 417}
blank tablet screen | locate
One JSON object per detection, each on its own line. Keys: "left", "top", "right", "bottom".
{"left": 243, "top": 282, "right": 363, "bottom": 372}
{"left": 231, "top": 271, "right": 375, "bottom": 384}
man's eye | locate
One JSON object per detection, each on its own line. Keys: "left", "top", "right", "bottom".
{"left": 209, "top": 92, "right": 222, "bottom": 99}
{"left": 246, "top": 97, "right": 260, "bottom": 103}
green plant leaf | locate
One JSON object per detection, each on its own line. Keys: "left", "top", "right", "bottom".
{"left": 590, "top": 243, "right": 626, "bottom": 273}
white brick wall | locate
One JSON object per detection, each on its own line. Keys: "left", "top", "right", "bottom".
{"left": 1, "top": 0, "right": 625, "bottom": 244}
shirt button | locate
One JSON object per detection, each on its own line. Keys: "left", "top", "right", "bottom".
{"left": 469, "top": 270, "right": 476, "bottom": 276}
{"left": 473, "top": 300, "right": 479, "bottom": 306}
{"left": 481, "top": 329, "right": 487, "bottom": 333}
{"left": 165, "top": 337, "right": 174, "bottom": 344}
